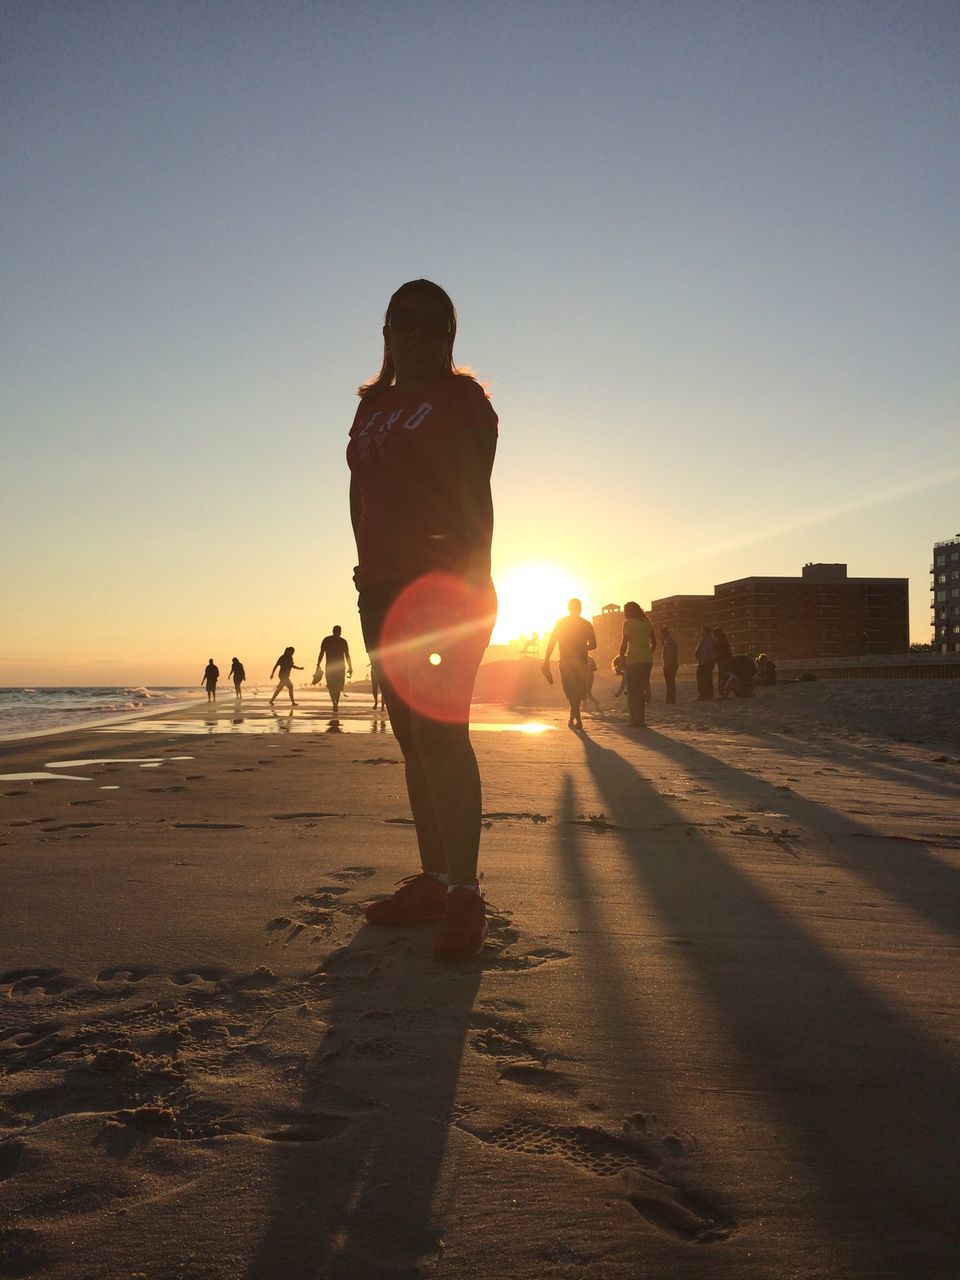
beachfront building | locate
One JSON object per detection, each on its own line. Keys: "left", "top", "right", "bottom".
{"left": 932, "top": 534, "right": 960, "bottom": 653}
{"left": 592, "top": 604, "right": 625, "bottom": 672}
{"left": 649, "top": 595, "right": 715, "bottom": 667}
{"left": 714, "top": 563, "right": 909, "bottom": 660}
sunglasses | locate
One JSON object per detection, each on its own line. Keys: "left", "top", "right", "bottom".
{"left": 387, "top": 309, "right": 452, "bottom": 338}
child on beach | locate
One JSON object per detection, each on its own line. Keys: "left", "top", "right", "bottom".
{"left": 612, "top": 654, "right": 627, "bottom": 698}
{"left": 269, "top": 647, "right": 302, "bottom": 706}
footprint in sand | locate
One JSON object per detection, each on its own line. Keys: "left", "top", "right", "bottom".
{"left": 173, "top": 822, "right": 247, "bottom": 830}
{"left": 271, "top": 812, "right": 342, "bottom": 821}
{"left": 469, "top": 1008, "right": 578, "bottom": 1094}
{"left": 96, "top": 967, "right": 154, "bottom": 984}
{"left": 482, "top": 947, "right": 572, "bottom": 973}
{"left": 498, "top": 1063, "right": 578, "bottom": 1094}
{"left": 457, "top": 1114, "right": 735, "bottom": 1243}
{"left": 625, "top": 1172, "right": 736, "bottom": 1243}
{"left": 2, "top": 969, "right": 77, "bottom": 998}
{"left": 39, "top": 821, "right": 112, "bottom": 832}
{"left": 483, "top": 811, "right": 551, "bottom": 824}
{"left": 169, "top": 966, "right": 226, "bottom": 987}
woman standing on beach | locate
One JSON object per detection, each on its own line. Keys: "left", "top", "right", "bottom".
{"left": 619, "top": 602, "right": 656, "bottom": 726}
{"left": 347, "top": 279, "right": 498, "bottom": 962}
{"left": 228, "top": 657, "right": 246, "bottom": 698}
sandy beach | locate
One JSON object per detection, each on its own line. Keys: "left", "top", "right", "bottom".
{"left": 2, "top": 681, "right": 959, "bottom": 1279}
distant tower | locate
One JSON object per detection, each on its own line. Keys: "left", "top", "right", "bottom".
{"left": 932, "top": 534, "right": 960, "bottom": 653}
{"left": 592, "top": 603, "right": 625, "bottom": 672}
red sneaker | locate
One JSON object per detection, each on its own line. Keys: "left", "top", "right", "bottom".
{"left": 433, "top": 886, "right": 488, "bottom": 962}
{"left": 364, "top": 873, "right": 447, "bottom": 927}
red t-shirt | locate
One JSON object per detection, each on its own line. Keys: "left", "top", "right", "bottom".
{"left": 347, "top": 376, "right": 498, "bottom": 588}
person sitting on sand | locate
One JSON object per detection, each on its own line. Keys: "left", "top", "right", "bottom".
{"left": 228, "top": 657, "right": 245, "bottom": 698}
{"left": 542, "top": 599, "right": 597, "bottom": 731}
{"left": 317, "top": 625, "right": 353, "bottom": 718}
{"left": 619, "top": 601, "right": 656, "bottom": 727}
{"left": 269, "top": 647, "right": 302, "bottom": 706}
{"left": 201, "top": 659, "right": 219, "bottom": 703}
{"left": 755, "top": 653, "right": 777, "bottom": 686}
{"left": 720, "top": 654, "right": 756, "bottom": 699}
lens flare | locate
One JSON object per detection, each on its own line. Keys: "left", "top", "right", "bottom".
{"left": 377, "top": 572, "right": 497, "bottom": 723}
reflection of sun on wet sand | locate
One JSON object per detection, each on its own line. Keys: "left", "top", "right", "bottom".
{"left": 0, "top": 686, "right": 959, "bottom": 1276}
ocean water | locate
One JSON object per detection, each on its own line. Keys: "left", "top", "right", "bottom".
{"left": 0, "top": 687, "right": 197, "bottom": 741}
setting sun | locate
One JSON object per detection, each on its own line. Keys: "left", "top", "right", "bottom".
{"left": 491, "top": 562, "right": 588, "bottom": 645}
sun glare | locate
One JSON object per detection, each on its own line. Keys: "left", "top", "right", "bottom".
{"left": 491, "top": 562, "right": 587, "bottom": 646}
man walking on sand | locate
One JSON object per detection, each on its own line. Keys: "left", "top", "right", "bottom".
{"left": 542, "top": 599, "right": 597, "bottom": 731}
{"left": 317, "top": 625, "right": 353, "bottom": 718}
{"left": 660, "top": 626, "right": 678, "bottom": 704}
{"left": 695, "top": 625, "right": 715, "bottom": 701}
{"left": 202, "top": 658, "right": 219, "bottom": 703}
{"left": 269, "top": 646, "right": 302, "bottom": 706}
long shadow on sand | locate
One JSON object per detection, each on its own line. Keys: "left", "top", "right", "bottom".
{"left": 643, "top": 727, "right": 960, "bottom": 945}
{"left": 726, "top": 725, "right": 960, "bottom": 805}
{"left": 577, "top": 729, "right": 960, "bottom": 1278}
{"left": 243, "top": 923, "right": 480, "bottom": 1280}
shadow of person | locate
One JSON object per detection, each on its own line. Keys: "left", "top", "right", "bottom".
{"left": 244, "top": 920, "right": 482, "bottom": 1279}
{"left": 575, "top": 727, "right": 960, "bottom": 1276}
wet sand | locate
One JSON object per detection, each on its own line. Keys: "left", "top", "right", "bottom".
{"left": 1, "top": 683, "right": 959, "bottom": 1278}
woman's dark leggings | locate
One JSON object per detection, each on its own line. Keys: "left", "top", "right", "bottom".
{"left": 359, "top": 584, "right": 492, "bottom": 886}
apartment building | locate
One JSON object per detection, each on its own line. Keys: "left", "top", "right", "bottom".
{"left": 648, "top": 595, "right": 716, "bottom": 666}
{"left": 714, "top": 563, "right": 908, "bottom": 659}
{"left": 932, "top": 534, "right": 960, "bottom": 653}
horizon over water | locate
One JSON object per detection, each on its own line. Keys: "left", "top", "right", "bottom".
{"left": 0, "top": 687, "right": 199, "bottom": 741}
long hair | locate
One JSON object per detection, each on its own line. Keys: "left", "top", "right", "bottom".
{"left": 358, "top": 279, "right": 469, "bottom": 399}
{"left": 623, "top": 601, "right": 644, "bottom": 620}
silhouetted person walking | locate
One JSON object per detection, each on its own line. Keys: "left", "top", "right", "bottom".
{"left": 269, "top": 647, "right": 302, "bottom": 706}
{"left": 695, "top": 625, "right": 715, "bottom": 700}
{"left": 619, "top": 602, "right": 656, "bottom": 726}
{"left": 201, "top": 659, "right": 219, "bottom": 703}
{"left": 369, "top": 661, "right": 383, "bottom": 711}
{"left": 542, "top": 598, "right": 597, "bottom": 731}
{"left": 228, "top": 657, "right": 245, "bottom": 698}
{"left": 713, "top": 626, "right": 732, "bottom": 696}
{"left": 348, "top": 279, "right": 498, "bottom": 962}
{"left": 660, "top": 626, "right": 678, "bottom": 704}
{"left": 317, "top": 626, "right": 353, "bottom": 718}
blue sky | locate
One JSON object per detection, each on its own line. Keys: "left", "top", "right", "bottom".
{"left": 2, "top": 1, "right": 957, "bottom": 684}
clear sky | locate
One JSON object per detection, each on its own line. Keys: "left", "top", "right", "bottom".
{"left": 2, "top": 0, "right": 957, "bottom": 686}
